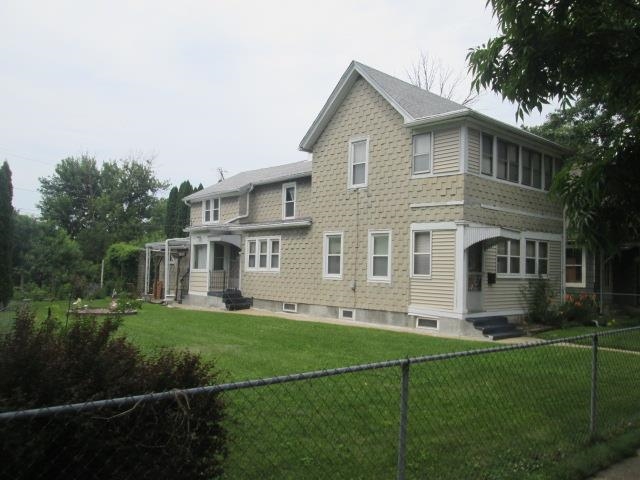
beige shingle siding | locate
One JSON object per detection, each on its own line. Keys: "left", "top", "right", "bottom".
{"left": 189, "top": 271, "right": 208, "bottom": 293}
{"left": 242, "top": 177, "right": 311, "bottom": 224}
{"left": 463, "top": 175, "right": 563, "bottom": 233}
{"left": 433, "top": 128, "right": 460, "bottom": 174}
{"left": 410, "top": 230, "right": 456, "bottom": 310}
{"left": 190, "top": 202, "right": 202, "bottom": 227}
{"left": 220, "top": 197, "right": 239, "bottom": 222}
{"left": 482, "top": 240, "right": 562, "bottom": 311}
{"left": 467, "top": 128, "right": 481, "bottom": 174}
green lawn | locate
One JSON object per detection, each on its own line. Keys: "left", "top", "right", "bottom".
{"left": 3, "top": 301, "right": 640, "bottom": 479}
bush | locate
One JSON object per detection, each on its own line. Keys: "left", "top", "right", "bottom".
{"left": 558, "top": 293, "right": 599, "bottom": 325}
{"left": 0, "top": 306, "right": 227, "bottom": 479}
{"left": 521, "top": 277, "right": 560, "bottom": 326}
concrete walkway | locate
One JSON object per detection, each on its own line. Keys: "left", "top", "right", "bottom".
{"left": 589, "top": 450, "right": 640, "bottom": 479}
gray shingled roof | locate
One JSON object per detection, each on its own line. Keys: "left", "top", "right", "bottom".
{"left": 354, "top": 62, "right": 468, "bottom": 120}
{"left": 184, "top": 160, "right": 312, "bottom": 203}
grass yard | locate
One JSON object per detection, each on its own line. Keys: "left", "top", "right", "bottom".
{"left": 3, "top": 301, "right": 640, "bottom": 479}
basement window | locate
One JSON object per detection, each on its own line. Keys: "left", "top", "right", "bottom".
{"left": 282, "top": 303, "right": 298, "bottom": 313}
{"left": 416, "top": 317, "right": 438, "bottom": 330}
{"left": 339, "top": 308, "right": 355, "bottom": 320}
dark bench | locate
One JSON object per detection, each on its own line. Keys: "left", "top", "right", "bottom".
{"left": 222, "top": 289, "right": 253, "bottom": 311}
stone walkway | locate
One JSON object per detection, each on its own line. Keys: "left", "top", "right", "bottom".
{"left": 589, "top": 450, "right": 640, "bottom": 479}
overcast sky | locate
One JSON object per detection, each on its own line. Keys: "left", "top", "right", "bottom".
{"left": 2, "top": 0, "right": 555, "bottom": 216}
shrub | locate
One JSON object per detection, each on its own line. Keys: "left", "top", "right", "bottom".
{"left": 521, "top": 277, "right": 560, "bottom": 326}
{"left": 0, "top": 306, "right": 227, "bottom": 479}
{"left": 558, "top": 293, "right": 599, "bottom": 325}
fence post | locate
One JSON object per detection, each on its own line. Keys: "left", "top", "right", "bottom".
{"left": 397, "top": 359, "right": 410, "bottom": 480}
{"left": 590, "top": 334, "right": 598, "bottom": 440}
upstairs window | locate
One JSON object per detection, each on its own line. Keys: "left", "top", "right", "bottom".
{"left": 497, "top": 239, "right": 520, "bottom": 274}
{"left": 282, "top": 182, "right": 296, "bottom": 219}
{"left": 543, "top": 155, "right": 553, "bottom": 191}
{"left": 203, "top": 198, "right": 220, "bottom": 223}
{"left": 522, "top": 148, "right": 542, "bottom": 188}
{"left": 481, "top": 133, "right": 494, "bottom": 175}
{"left": 497, "top": 139, "right": 519, "bottom": 183}
{"left": 349, "top": 138, "right": 368, "bottom": 188}
{"left": 412, "top": 133, "right": 431, "bottom": 175}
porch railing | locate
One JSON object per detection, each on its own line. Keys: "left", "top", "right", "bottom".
{"left": 209, "top": 270, "right": 240, "bottom": 291}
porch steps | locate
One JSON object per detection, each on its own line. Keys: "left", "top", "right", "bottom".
{"left": 468, "top": 316, "right": 524, "bottom": 341}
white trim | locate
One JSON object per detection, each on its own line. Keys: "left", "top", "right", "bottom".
{"left": 339, "top": 308, "right": 355, "bottom": 320}
{"left": 410, "top": 200, "right": 464, "bottom": 208}
{"left": 188, "top": 219, "right": 312, "bottom": 233}
{"left": 411, "top": 171, "right": 463, "bottom": 180}
{"left": 565, "top": 244, "right": 587, "bottom": 288}
{"left": 245, "top": 236, "right": 281, "bottom": 273}
{"left": 464, "top": 309, "right": 526, "bottom": 319}
{"left": 282, "top": 182, "right": 297, "bottom": 220}
{"left": 367, "top": 229, "right": 392, "bottom": 283}
{"left": 416, "top": 317, "right": 440, "bottom": 330}
{"left": 410, "top": 229, "right": 432, "bottom": 278}
{"left": 187, "top": 291, "right": 209, "bottom": 297}
{"left": 323, "top": 231, "right": 344, "bottom": 280}
{"left": 454, "top": 224, "right": 465, "bottom": 314}
{"left": 480, "top": 204, "right": 563, "bottom": 222}
{"left": 348, "top": 136, "right": 369, "bottom": 189}
{"left": 411, "top": 131, "right": 433, "bottom": 175}
{"left": 521, "top": 231, "right": 562, "bottom": 242}
{"left": 408, "top": 305, "right": 460, "bottom": 319}
{"left": 411, "top": 222, "right": 457, "bottom": 231}
{"left": 282, "top": 302, "right": 298, "bottom": 313}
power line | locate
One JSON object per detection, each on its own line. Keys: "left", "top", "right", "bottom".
{"left": 0, "top": 147, "right": 54, "bottom": 166}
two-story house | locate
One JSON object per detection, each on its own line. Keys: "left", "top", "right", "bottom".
{"left": 170, "top": 61, "right": 568, "bottom": 338}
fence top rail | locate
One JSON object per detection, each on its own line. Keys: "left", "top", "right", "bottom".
{"left": 2, "top": 325, "right": 639, "bottom": 420}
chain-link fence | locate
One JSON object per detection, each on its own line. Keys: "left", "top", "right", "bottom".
{"left": 2, "top": 327, "right": 640, "bottom": 479}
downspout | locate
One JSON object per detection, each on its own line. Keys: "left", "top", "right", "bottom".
{"left": 225, "top": 184, "right": 254, "bottom": 224}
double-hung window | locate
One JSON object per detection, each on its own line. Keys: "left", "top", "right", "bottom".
{"left": 522, "top": 148, "right": 542, "bottom": 188}
{"left": 368, "top": 231, "right": 391, "bottom": 282}
{"left": 193, "top": 244, "right": 207, "bottom": 270}
{"left": 349, "top": 138, "right": 368, "bottom": 188}
{"left": 543, "top": 155, "right": 553, "bottom": 191}
{"left": 481, "top": 133, "right": 494, "bottom": 175}
{"left": 497, "top": 139, "right": 519, "bottom": 183}
{"left": 282, "top": 182, "right": 296, "bottom": 219}
{"left": 323, "top": 233, "right": 343, "bottom": 279}
{"left": 496, "top": 239, "right": 520, "bottom": 274}
{"left": 246, "top": 237, "right": 281, "bottom": 272}
{"left": 525, "top": 240, "right": 548, "bottom": 275}
{"left": 203, "top": 198, "right": 219, "bottom": 223}
{"left": 566, "top": 244, "right": 586, "bottom": 287}
{"left": 412, "top": 231, "right": 431, "bottom": 276}
{"left": 412, "top": 133, "right": 431, "bottom": 175}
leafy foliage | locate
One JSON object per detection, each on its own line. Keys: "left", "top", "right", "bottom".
{"left": 0, "top": 306, "right": 227, "bottom": 479}
{"left": 558, "top": 293, "right": 599, "bottom": 325}
{"left": 0, "top": 161, "right": 13, "bottom": 307}
{"left": 104, "top": 242, "right": 141, "bottom": 292}
{"left": 468, "top": 0, "right": 640, "bottom": 252}
{"left": 521, "top": 277, "right": 559, "bottom": 326}
{"left": 165, "top": 180, "right": 199, "bottom": 238}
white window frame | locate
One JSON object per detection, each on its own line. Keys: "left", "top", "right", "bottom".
{"left": 480, "top": 132, "right": 494, "bottom": 176}
{"left": 348, "top": 136, "right": 369, "bottom": 189}
{"left": 282, "top": 182, "right": 296, "bottom": 220}
{"left": 202, "top": 198, "right": 220, "bottom": 224}
{"left": 410, "top": 230, "right": 432, "bottom": 278}
{"left": 282, "top": 302, "right": 298, "bottom": 313}
{"left": 323, "top": 232, "right": 343, "bottom": 280}
{"left": 416, "top": 317, "right": 439, "bottom": 330}
{"left": 339, "top": 308, "right": 355, "bottom": 320}
{"left": 192, "top": 243, "right": 208, "bottom": 271}
{"left": 245, "top": 236, "right": 281, "bottom": 273}
{"left": 411, "top": 132, "right": 433, "bottom": 176}
{"left": 368, "top": 230, "right": 392, "bottom": 283}
{"left": 496, "top": 238, "right": 521, "bottom": 276}
{"left": 524, "top": 239, "right": 549, "bottom": 277}
{"left": 565, "top": 244, "right": 587, "bottom": 287}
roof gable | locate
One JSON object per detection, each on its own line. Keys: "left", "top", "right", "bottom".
{"left": 299, "top": 61, "right": 468, "bottom": 152}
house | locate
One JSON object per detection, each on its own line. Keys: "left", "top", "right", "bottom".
{"left": 164, "top": 61, "right": 572, "bottom": 338}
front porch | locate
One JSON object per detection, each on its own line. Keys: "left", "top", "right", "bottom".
{"left": 188, "top": 234, "right": 243, "bottom": 298}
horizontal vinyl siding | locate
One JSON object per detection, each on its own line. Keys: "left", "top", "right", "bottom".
{"left": 189, "top": 271, "right": 208, "bottom": 293}
{"left": 483, "top": 240, "right": 562, "bottom": 311}
{"left": 467, "top": 128, "right": 480, "bottom": 175}
{"left": 410, "top": 230, "right": 455, "bottom": 310}
{"left": 433, "top": 128, "right": 460, "bottom": 175}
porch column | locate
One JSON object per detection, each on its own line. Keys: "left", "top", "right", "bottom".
{"left": 454, "top": 223, "right": 467, "bottom": 314}
{"left": 164, "top": 240, "right": 170, "bottom": 301}
{"left": 144, "top": 246, "right": 150, "bottom": 295}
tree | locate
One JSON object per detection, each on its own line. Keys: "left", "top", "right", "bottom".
{"left": 467, "top": 0, "right": 640, "bottom": 253}
{"left": 0, "top": 161, "right": 13, "bottom": 307}
{"left": 164, "top": 187, "right": 179, "bottom": 238}
{"left": 39, "top": 156, "right": 168, "bottom": 262}
{"left": 176, "top": 180, "right": 194, "bottom": 236}
{"left": 407, "top": 51, "right": 479, "bottom": 106}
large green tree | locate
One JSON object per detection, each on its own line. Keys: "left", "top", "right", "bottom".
{"left": 0, "top": 161, "right": 13, "bottom": 307}
{"left": 164, "top": 187, "right": 179, "bottom": 238}
{"left": 39, "top": 156, "right": 167, "bottom": 262}
{"left": 467, "top": 0, "right": 640, "bottom": 252}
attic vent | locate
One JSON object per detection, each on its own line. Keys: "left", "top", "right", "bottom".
{"left": 339, "top": 308, "right": 355, "bottom": 320}
{"left": 416, "top": 317, "right": 438, "bottom": 329}
{"left": 282, "top": 303, "right": 298, "bottom": 313}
